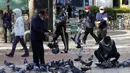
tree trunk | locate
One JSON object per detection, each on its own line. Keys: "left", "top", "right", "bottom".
{"left": 29, "top": 0, "right": 34, "bottom": 22}
{"left": 28, "top": 0, "right": 34, "bottom": 51}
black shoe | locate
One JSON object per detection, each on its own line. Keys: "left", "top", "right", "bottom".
{"left": 64, "top": 49, "right": 68, "bottom": 53}
{"left": 74, "top": 58, "right": 81, "bottom": 61}
{"left": 76, "top": 45, "right": 81, "bottom": 48}
{"left": 21, "top": 53, "right": 29, "bottom": 57}
{"left": 4, "top": 41, "right": 7, "bottom": 43}
{"left": 5, "top": 53, "right": 14, "bottom": 57}
{"left": 71, "top": 37, "right": 75, "bottom": 42}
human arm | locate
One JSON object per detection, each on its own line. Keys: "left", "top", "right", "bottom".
{"left": 98, "top": 43, "right": 104, "bottom": 55}
{"left": 111, "top": 41, "right": 117, "bottom": 53}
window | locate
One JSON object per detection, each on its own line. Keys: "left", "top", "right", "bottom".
{"left": 122, "top": 0, "right": 128, "bottom": 5}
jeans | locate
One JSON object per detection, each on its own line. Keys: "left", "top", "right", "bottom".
{"left": 3, "top": 27, "right": 13, "bottom": 43}
{"left": 10, "top": 36, "right": 29, "bottom": 55}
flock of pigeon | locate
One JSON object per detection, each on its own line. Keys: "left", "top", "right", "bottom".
{"left": 1, "top": 55, "right": 130, "bottom": 73}
{"left": 0, "top": 55, "right": 93, "bottom": 73}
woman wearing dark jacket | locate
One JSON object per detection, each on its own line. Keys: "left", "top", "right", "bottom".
{"left": 1, "top": 8, "right": 12, "bottom": 43}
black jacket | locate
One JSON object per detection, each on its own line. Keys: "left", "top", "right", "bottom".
{"left": 31, "top": 15, "right": 48, "bottom": 41}
{"left": 98, "top": 39, "right": 117, "bottom": 55}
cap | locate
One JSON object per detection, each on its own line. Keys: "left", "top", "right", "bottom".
{"left": 99, "top": 6, "right": 104, "bottom": 10}
{"left": 85, "top": 6, "right": 90, "bottom": 10}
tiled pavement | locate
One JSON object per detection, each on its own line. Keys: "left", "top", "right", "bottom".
{"left": 0, "top": 30, "right": 130, "bottom": 73}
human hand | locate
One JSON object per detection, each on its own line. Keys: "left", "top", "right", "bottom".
{"left": 45, "top": 32, "right": 49, "bottom": 37}
{"left": 11, "top": 32, "right": 14, "bottom": 35}
{"left": 103, "top": 17, "right": 108, "bottom": 21}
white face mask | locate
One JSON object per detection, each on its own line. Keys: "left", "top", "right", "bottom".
{"left": 100, "top": 10, "right": 104, "bottom": 13}
{"left": 85, "top": 10, "right": 89, "bottom": 12}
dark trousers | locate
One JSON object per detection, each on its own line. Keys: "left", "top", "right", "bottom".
{"left": 10, "top": 36, "right": 29, "bottom": 55}
{"left": 68, "top": 13, "right": 72, "bottom": 19}
{"left": 53, "top": 30, "right": 69, "bottom": 50}
{"left": 3, "top": 27, "right": 13, "bottom": 43}
{"left": 94, "top": 50, "right": 120, "bottom": 63}
{"left": 97, "top": 28, "right": 107, "bottom": 42}
{"left": 83, "top": 27, "right": 98, "bottom": 43}
{"left": 74, "top": 31, "right": 81, "bottom": 46}
{"left": 31, "top": 40, "right": 45, "bottom": 66}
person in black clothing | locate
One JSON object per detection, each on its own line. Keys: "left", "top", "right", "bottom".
{"left": 78, "top": 10, "right": 84, "bottom": 19}
{"left": 82, "top": 6, "right": 99, "bottom": 44}
{"left": 31, "top": 10, "right": 49, "bottom": 66}
{"left": 67, "top": 5, "right": 72, "bottom": 19}
{"left": 53, "top": 14, "right": 69, "bottom": 53}
{"left": 94, "top": 36, "right": 120, "bottom": 65}
{"left": 1, "top": 8, "right": 12, "bottom": 43}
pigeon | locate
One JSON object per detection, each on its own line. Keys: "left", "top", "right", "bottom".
{"left": 80, "top": 60, "right": 93, "bottom": 67}
{"left": 19, "top": 69, "right": 26, "bottom": 73}
{"left": 68, "top": 59, "right": 74, "bottom": 67}
{"left": 116, "top": 62, "right": 123, "bottom": 68}
{"left": 24, "top": 58, "right": 28, "bottom": 66}
{"left": 39, "top": 65, "right": 46, "bottom": 72}
{"left": 26, "top": 63, "right": 35, "bottom": 72}
{"left": 11, "top": 65, "right": 22, "bottom": 72}
{"left": 46, "top": 66, "right": 51, "bottom": 73}
{"left": 81, "top": 65, "right": 91, "bottom": 72}
{"left": 88, "top": 55, "right": 93, "bottom": 61}
{"left": 33, "top": 65, "right": 40, "bottom": 72}
{"left": 4, "top": 60, "right": 14, "bottom": 67}
{"left": 0, "top": 68, "right": 6, "bottom": 73}
{"left": 122, "top": 61, "right": 130, "bottom": 67}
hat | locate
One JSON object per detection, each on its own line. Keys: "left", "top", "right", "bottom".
{"left": 99, "top": 6, "right": 104, "bottom": 10}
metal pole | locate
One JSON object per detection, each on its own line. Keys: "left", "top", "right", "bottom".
{"left": 83, "top": 0, "right": 85, "bottom": 9}
{"left": 7, "top": 0, "right": 10, "bottom": 10}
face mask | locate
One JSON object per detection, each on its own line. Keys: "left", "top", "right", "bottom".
{"left": 104, "top": 43, "right": 110, "bottom": 46}
{"left": 85, "top": 10, "right": 89, "bottom": 12}
{"left": 100, "top": 10, "right": 104, "bottom": 13}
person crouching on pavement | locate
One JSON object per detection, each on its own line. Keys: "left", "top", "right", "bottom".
{"left": 94, "top": 36, "right": 120, "bottom": 66}
{"left": 6, "top": 8, "right": 29, "bottom": 57}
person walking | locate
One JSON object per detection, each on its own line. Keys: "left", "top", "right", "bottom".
{"left": 1, "top": 8, "right": 12, "bottom": 43}
{"left": 82, "top": 6, "right": 99, "bottom": 44}
{"left": 67, "top": 5, "right": 72, "bottom": 19}
{"left": 31, "top": 10, "right": 49, "bottom": 66}
{"left": 5, "top": 8, "right": 29, "bottom": 57}
{"left": 96, "top": 6, "right": 108, "bottom": 41}
{"left": 53, "top": 14, "right": 69, "bottom": 53}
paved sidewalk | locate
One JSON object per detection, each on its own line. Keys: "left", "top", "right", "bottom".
{"left": 0, "top": 30, "right": 130, "bottom": 73}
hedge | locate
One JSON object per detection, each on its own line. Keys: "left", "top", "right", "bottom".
{"left": 89, "top": 6, "right": 130, "bottom": 20}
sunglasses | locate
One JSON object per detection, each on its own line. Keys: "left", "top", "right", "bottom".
{"left": 100, "top": 9, "right": 104, "bottom": 10}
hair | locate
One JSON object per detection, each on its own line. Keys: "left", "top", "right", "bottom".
{"left": 104, "top": 36, "right": 111, "bottom": 44}
{"left": 38, "top": 9, "right": 46, "bottom": 15}
{"left": 3, "top": 8, "right": 8, "bottom": 14}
